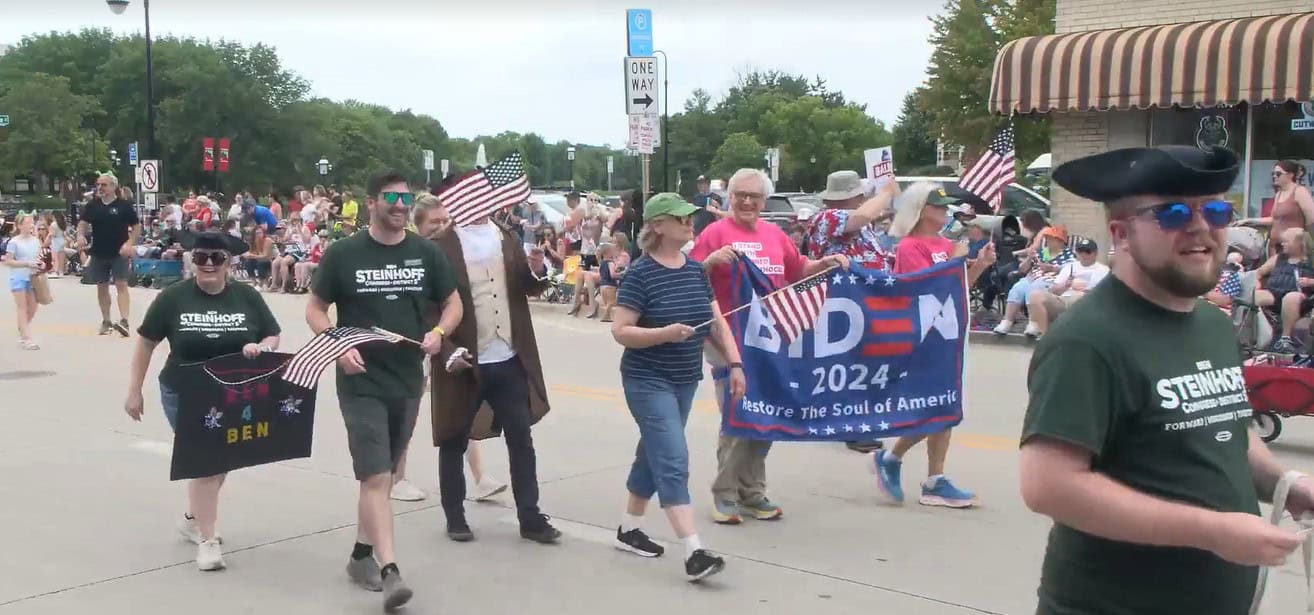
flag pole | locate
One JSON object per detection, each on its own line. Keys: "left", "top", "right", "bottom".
{"left": 690, "top": 265, "right": 839, "bottom": 331}
{"left": 371, "top": 326, "right": 422, "bottom": 346}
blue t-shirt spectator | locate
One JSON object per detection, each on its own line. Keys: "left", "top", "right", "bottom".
{"left": 616, "top": 255, "right": 714, "bottom": 383}
{"left": 249, "top": 205, "right": 278, "bottom": 233}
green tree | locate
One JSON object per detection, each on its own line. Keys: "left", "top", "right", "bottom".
{"left": 760, "top": 96, "right": 893, "bottom": 191}
{"left": 921, "top": 0, "right": 1003, "bottom": 159}
{"left": 891, "top": 89, "right": 938, "bottom": 171}
{"left": 0, "top": 74, "right": 100, "bottom": 188}
{"left": 993, "top": 0, "right": 1056, "bottom": 166}
{"left": 710, "top": 132, "right": 766, "bottom": 179}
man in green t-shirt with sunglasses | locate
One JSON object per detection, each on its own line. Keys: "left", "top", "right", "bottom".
{"left": 307, "top": 170, "right": 463, "bottom": 612}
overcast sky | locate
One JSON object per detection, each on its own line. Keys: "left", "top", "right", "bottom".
{"left": 3, "top": 0, "right": 938, "bottom": 147}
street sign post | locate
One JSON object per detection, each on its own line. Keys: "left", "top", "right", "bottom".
{"left": 624, "top": 57, "right": 660, "bottom": 116}
{"left": 626, "top": 9, "right": 653, "bottom": 56}
{"left": 423, "top": 149, "right": 435, "bottom": 183}
{"left": 0, "top": 115, "right": 9, "bottom": 128}
{"left": 143, "top": 192, "right": 158, "bottom": 210}
{"left": 140, "top": 160, "right": 160, "bottom": 193}
{"left": 766, "top": 148, "right": 781, "bottom": 182}
{"left": 607, "top": 156, "right": 615, "bottom": 191}
{"left": 440, "top": 159, "right": 450, "bottom": 178}
{"left": 128, "top": 142, "right": 139, "bottom": 166}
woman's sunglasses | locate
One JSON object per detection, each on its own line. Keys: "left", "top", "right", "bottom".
{"left": 191, "top": 251, "right": 229, "bottom": 266}
{"left": 381, "top": 192, "right": 416, "bottom": 206}
{"left": 1132, "top": 200, "right": 1233, "bottom": 231}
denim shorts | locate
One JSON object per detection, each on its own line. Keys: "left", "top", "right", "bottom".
{"left": 8, "top": 277, "right": 32, "bottom": 293}
{"left": 160, "top": 383, "right": 181, "bottom": 431}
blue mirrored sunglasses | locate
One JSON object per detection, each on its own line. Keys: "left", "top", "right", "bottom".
{"left": 1133, "top": 200, "right": 1234, "bottom": 231}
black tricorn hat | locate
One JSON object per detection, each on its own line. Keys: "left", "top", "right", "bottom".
{"left": 1052, "top": 145, "right": 1239, "bottom": 203}
{"left": 177, "top": 230, "right": 248, "bottom": 255}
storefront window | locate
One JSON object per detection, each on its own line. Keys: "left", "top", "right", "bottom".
{"left": 1248, "top": 101, "right": 1314, "bottom": 218}
{"left": 1150, "top": 105, "right": 1248, "bottom": 212}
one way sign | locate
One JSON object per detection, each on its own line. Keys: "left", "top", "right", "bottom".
{"left": 623, "top": 56, "right": 660, "bottom": 116}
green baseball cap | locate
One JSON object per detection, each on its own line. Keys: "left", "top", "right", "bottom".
{"left": 925, "top": 187, "right": 962, "bottom": 207}
{"left": 643, "top": 192, "right": 700, "bottom": 221}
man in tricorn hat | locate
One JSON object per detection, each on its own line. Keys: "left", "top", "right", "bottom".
{"left": 1019, "top": 145, "right": 1314, "bottom": 614}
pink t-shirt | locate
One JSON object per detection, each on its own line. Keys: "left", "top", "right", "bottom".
{"left": 690, "top": 218, "right": 807, "bottom": 310}
{"left": 894, "top": 235, "right": 955, "bottom": 274}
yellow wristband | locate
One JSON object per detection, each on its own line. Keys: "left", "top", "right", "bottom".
{"left": 431, "top": 325, "right": 445, "bottom": 337}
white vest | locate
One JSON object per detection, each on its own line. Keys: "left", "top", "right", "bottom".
{"left": 457, "top": 223, "right": 516, "bottom": 364}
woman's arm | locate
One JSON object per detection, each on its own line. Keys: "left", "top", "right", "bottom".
{"left": 1296, "top": 187, "right": 1314, "bottom": 229}
{"left": 610, "top": 306, "right": 681, "bottom": 349}
{"left": 705, "top": 301, "right": 742, "bottom": 364}
{"left": 127, "top": 338, "right": 161, "bottom": 396}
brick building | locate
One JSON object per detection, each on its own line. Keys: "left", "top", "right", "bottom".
{"left": 989, "top": 1, "right": 1313, "bottom": 250}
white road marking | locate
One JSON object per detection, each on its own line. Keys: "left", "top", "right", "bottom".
{"left": 129, "top": 439, "right": 172, "bottom": 457}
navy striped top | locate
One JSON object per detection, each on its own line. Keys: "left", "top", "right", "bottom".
{"left": 616, "top": 254, "right": 715, "bottom": 383}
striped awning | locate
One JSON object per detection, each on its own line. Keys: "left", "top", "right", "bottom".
{"left": 989, "top": 13, "right": 1314, "bottom": 114}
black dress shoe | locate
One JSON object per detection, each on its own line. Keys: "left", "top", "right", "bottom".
{"left": 446, "top": 521, "right": 475, "bottom": 542}
{"left": 519, "top": 514, "right": 562, "bottom": 544}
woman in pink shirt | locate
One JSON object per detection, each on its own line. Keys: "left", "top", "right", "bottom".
{"left": 872, "top": 181, "right": 995, "bottom": 510}
{"left": 689, "top": 168, "right": 848, "bottom": 525}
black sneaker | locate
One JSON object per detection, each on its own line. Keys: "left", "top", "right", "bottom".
{"left": 614, "top": 527, "right": 664, "bottom": 558}
{"left": 98, "top": 320, "right": 113, "bottom": 335}
{"left": 446, "top": 520, "right": 474, "bottom": 542}
{"left": 519, "top": 514, "right": 562, "bottom": 544}
{"left": 845, "top": 440, "right": 884, "bottom": 453}
{"left": 684, "top": 549, "right": 725, "bottom": 582}
{"left": 114, "top": 318, "right": 130, "bottom": 337}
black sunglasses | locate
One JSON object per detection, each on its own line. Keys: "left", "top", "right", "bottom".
{"left": 191, "top": 251, "right": 228, "bottom": 266}
{"left": 381, "top": 192, "right": 415, "bottom": 206}
{"left": 1132, "top": 200, "right": 1234, "bottom": 231}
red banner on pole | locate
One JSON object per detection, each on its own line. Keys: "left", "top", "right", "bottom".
{"left": 202, "top": 137, "right": 215, "bottom": 172}
{"left": 218, "top": 138, "right": 231, "bottom": 173}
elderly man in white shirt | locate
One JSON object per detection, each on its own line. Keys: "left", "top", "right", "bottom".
{"left": 1026, "top": 236, "right": 1110, "bottom": 337}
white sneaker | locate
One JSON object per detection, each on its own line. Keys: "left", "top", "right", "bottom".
{"left": 177, "top": 514, "right": 221, "bottom": 545}
{"left": 196, "top": 539, "right": 225, "bottom": 571}
{"left": 390, "top": 479, "right": 426, "bottom": 502}
{"left": 1023, "top": 322, "right": 1043, "bottom": 338}
{"left": 992, "top": 320, "right": 1014, "bottom": 335}
{"left": 471, "top": 476, "right": 508, "bottom": 502}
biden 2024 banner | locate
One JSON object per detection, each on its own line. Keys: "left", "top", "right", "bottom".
{"left": 170, "top": 352, "right": 317, "bottom": 480}
{"left": 721, "top": 257, "right": 968, "bottom": 441}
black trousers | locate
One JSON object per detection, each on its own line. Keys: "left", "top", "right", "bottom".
{"left": 438, "top": 357, "right": 540, "bottom": 524}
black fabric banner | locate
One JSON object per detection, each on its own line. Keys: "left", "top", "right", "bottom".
{"left": 170, "top": 352, "right": 317, "bottom": 481}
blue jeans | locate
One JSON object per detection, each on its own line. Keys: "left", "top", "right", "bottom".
{"left": 160, "top": 383, "right": 180, "bottom": 431}
{"left": 1007, "top": 277, "right": 1051, "bottom": 306}
{"left": 622, "top": 375, "right": 698, "bottom": 507}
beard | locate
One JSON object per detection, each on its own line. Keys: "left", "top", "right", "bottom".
{"left": 1126, "top": 237, "right": 1223, "bottom": 298}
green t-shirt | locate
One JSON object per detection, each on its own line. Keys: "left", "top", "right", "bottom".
{"left": 137, "top": 280, "right": 281, "bottom": 388}
{"left": 311, "top": 230, "right": 456, "bottom": 398}
{"left": 1022, "top": 275, "right": 1260, "bottom": 615}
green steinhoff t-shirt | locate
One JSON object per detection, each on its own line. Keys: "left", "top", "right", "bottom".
{"left": 1022, "top": 275, "right": 1259, "bottom": 615}
{"left": 312, "top": 230, "right": 456, "bottom": 398}
{"left": 137, "top": 281, "right": 281, "bottom": 388}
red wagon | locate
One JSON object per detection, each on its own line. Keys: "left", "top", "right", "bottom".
{"left": 1244, "top": 357, "right": 1314, "bottom": 442}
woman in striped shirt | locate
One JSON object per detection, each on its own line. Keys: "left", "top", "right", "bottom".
{"left": 609, "top": 193, "right": 744, "bottom": 582}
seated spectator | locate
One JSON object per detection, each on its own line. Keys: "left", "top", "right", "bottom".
{"left": 1026, "top": 237, "right": 1109, "bottom": 337}
{"left": 1254, "top": 227, "right": 1314, "bottom": 352}
{"left": 1205, "top": 252, "right": 1245, "bottom": 315}
{"left": 994, "top": 225, "right": 1074, "bottom": 336}
{"left": 240, "top": 226, "right": 274, "bottom": 285}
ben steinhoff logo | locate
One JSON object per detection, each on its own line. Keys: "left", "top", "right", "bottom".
{"left": 1293, "top": 101, "right": 1314, "bottom": 132}
{"left": 180, "top": 311, "right": 246, "bottom": 327}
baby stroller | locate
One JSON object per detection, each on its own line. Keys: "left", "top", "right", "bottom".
{"left": 986, "top": 214, "right": 1030, "bottom": 313}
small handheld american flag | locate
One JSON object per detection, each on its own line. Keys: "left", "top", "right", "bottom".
{"left": 436, "top": 152, "right": 532, "bottom": 227}
{"left": 960, "top": 124, "right": 1015, "bottom": 213}
{"left": 762, "top": 274, "right": 830, "bottom": 343}
{"left": 280, "top": 327, "right": 398, "bottom": 390}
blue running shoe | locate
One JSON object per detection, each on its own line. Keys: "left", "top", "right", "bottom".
{"left": 919, "top": 476, "right": 976, "bottom": 508}
{"left": 869, "top": 450, "right": 904, "bottom": 503}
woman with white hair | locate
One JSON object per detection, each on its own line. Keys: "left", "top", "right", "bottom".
{"left": 689, "top": 168, "right": 849, "bottom": 525}
{"left": 871, "top": 181, "right": 995, "bottom": 510}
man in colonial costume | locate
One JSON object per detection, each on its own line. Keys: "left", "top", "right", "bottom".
{"left": 428, "top": 206, "right": 560, "bottom": 544}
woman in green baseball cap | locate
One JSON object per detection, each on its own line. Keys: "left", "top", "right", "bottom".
{"left": 608, "top": 192, "right": 744, "bottom": 582}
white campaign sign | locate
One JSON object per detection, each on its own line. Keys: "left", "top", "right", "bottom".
{"left": 863, "top": 146, "right": 895, "bottom": 193}
{"left": 139, "top": 160, "right": 161, "bottom": 193}
{"left": 624, "top": 56, "right": 660, "bottom": 116}
{"left": 628, "top": 114, "right": 659, "bottom": 154}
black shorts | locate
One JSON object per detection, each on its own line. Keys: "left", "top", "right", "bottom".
{"left": 338, "top": 395, "right": 421, "bottom": 480}
{"left": 86, "top": 255, "right": 129, "bottom": 284}
{"left": 580, "top": 254, "right": 599, "bottom": 270}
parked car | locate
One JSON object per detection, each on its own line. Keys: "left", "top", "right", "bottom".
{"left": 528, "top": 192, "right": 568, "bottom": 231}
{"left": 895, "top": 177, "right": 1050, "bottom": 218}
{"left": 761, "top": 192, "right": 815, "bottom": 234}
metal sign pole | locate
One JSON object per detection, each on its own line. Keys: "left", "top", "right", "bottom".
{"left": 642, "top": 154, "right": 651, "bottom": 199}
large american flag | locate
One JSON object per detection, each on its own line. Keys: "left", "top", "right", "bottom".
{"left": 762, "top": 274, "right": 830, "bottom": 343}
{"left": 960, "top": 124, "right": 1015, "bottom": 213}
{"left": 437, "top": 152, "right": 532, "bottom": 227}
{"left": 280, "top": 327, "right": 397, "bottom": 390}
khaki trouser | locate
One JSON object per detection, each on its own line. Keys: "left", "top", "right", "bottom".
{"left": 706, "top": 342, "right": 772, "bottom": 504}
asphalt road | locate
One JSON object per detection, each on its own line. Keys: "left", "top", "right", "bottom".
{"left": 3, "top": 277, "right": 1313, "bottom": 614}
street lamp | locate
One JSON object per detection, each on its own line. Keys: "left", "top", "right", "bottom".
{"left": 106, "top": 0, "right": 155, "bottom": 160}
{"left": 566, "top": 146, "right": 576, "bottom": 189}
{"left": 317, "top": 157, "right": 332, "bottom": 183}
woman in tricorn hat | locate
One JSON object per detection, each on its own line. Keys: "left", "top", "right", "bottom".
{"left": 124, "top": 230, "right": 282, "bottom": 572}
